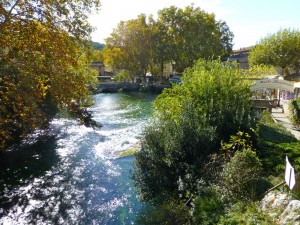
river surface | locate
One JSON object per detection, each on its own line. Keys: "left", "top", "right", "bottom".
{"left": 0, "top": 92, "right": 156, "bottom": 225}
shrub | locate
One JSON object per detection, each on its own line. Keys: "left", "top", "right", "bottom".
{"left": 257, "top": 141, "right": 300, "bottom": 174}
{"left": 221, "top": 149, "right": 262, "bottom": 201}
{"left": 136, "top": 201, "right": 191, "bottom": 225}
{"left": 254, "top": 109, "right": 300, "bottom": 174}
{"left": 218, "top": 202, "right": 276, "bottom": 225}
{"left": 219, "top": 131, "right": 254, "bottom": 161}
{"left": 257, "top": 123, "right": 297, "bottom": 144}
{"left": 192, "top": 187, "right": 225, "bottom": 225}
{"left": 289, "top": 100, "right": 300, "bottom": 129}
{"left": 256, "top": 109, "right": 296, "bottom": 144}
{"left": 133, "top": 59, "right": 255, "bottom": 204}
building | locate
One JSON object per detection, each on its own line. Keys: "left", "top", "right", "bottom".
{"left": 91, "top": 62, "right": 105, "bottom": 76}
{"left": 223, "top": 47, "right": 252, "bottom": 69}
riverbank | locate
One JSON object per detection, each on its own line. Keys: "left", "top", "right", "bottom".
{"left": 93, "top": 82, "right": 170, "bottom": 94}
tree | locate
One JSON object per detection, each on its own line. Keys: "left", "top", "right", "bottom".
{"left": 133, "top": 59, "right": 255, "bottom": 204}
{"left": 0, "top": 1, "right": 100, "bottom": 150}
{"left": 104, "top": 5, "right": 233, "bottom": 77}
{"left": 221, "top": 149, "right": 262, "bottom": 201}
{"left": 102, "top": 46, "right": 126, "bottom": 73}
{"left": 105, "top": 14, "right": 154, "bottom": 76}
{"left": 249, "top": 29, "right": 300, "bottom": 75}
{"left": 155, "top": 5, "right": 233, "bottom": 72}
{"left": 0, "top": 0, "right": 100, "bottom": 38}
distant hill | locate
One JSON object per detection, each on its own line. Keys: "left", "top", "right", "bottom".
{"left": 92, "top": 41, "right": 105, "bottom": 50}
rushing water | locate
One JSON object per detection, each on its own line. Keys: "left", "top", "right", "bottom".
{"left": 0, "top": 92, "right": 156, "bottom": 225}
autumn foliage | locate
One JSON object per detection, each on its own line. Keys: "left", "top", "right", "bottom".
{"left": 0, "top": 0, "right": 100, "bottom": 150}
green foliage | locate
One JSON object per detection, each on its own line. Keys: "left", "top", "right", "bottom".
{"left": 134, "top": 113, "right": 218, "bottom": 204}
{"left": 105, "top": 5, "right": 233, "bottom": 76}
{"left": 249, "top": 28, "right": 300, "bottom": 75}
{"left": 136, "top": 202, "right": 191, "bottom": 225}
{"left": 105, "top": 15, "right": 153, "bottom": 76}
{"left": 289, "top": 100, "right": 300, "bottom": 129}
{"left": 255, "top": 110, "right": 300, "bottom": 174}
{"left": 156, "top": 59, "right": 255, "bottom": 141}
{"left": 259, "top": 142, "right": 300, "bottom": 174}
{"left": 156, "top": 6, "right": 233, "bottom": 72}
{"left": 133, "top": 59, "right": 255, "bottom": 204}
{"left": 257, "top": 123, "right": 297, "bottom": 144}
{"left": 218, "top": 202, "right": 276, "bottom": 225}
{"left": 193, "top": 188, "right": 225, "bottom": 225}
{"left": 257, "top": 110, "right": 275, "bottom": 124}
{"left": 220, "top": 131, "right": 254, "bottom": 159}
{"left": 256, "top": 111, "right": 297, "bottom": 144}
{"left": 221, "top": 149, "right": 263, "bottom": 201}
{"left": 240, "top": 64, "right": 277, "bottom": 79}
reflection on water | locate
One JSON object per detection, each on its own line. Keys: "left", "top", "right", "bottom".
{"left": 0, "top": 92, "right": 156, "bottom": 224}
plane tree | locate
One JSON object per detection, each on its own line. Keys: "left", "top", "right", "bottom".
{"left": 104, "top": 5, "right": 233, "bottom": 77}
{"left": 249, "top": 29, "right": 300, "bottom": 75}
{"left": 0, "top": 0, "right": 100, "bottom": 150}
{"left": 155, "top": 5, "right": 233, "bottom": 73}
{"left": 0, "top": 0, "right": 100, "bottom": 38}
{"left": 105, "top": 14, "right": 154, "bottom": 77}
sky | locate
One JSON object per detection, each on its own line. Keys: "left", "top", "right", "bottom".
{"left": 88, "top": 0, "right": 300, "bottom": 50}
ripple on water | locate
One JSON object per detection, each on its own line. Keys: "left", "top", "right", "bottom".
{"left": 0, "top": 93, "right": 156, "bottom": 224}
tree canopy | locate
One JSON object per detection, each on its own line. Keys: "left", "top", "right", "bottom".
{"left": 249, "top": 29, "right": 300, "bottom": 75}
{"left": 105, "top": 14, "right": 154, "bottom": 76}
{"left": 0, "top": 0, "right": 100, "bottom": 150}
{"left": 155, "top": 6, "right": 233, "bottom": 72}
{"left": 0, "top": 0, "right": 100, "bottom": 38}
{"left": 104, "top": 5, "right": 233, "bottom": 77}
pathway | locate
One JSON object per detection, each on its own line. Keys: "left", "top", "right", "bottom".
{"left": 271, "top": 107, "right": 300, "bottom": 140}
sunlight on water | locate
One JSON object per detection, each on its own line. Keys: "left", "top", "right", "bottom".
{"left": 0, "top": 92, "right": 156, "bottom": 225}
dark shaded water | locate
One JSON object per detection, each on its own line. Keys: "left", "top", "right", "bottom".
{"left": 0, "top": 92, "right": 156, "bottom": 224}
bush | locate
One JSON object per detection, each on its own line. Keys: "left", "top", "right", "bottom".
{"left": 259, "top": 142, "right": 300, "bottom": 174}
{"left": 289, "top": 100, "right": 300, "bottom": 129}
{"left": 256, "top": 110, "right": 297, "bottom": 144}
{"left": 136, "top": 201, "right": 191, "bottom": 225}
{"left": 255, "top": 110, "right": 300, "bottom": 174}
{"left": 256, "top": 109, "right": 296, "bottom": 143}
{"left": 257, "top": 123, "right": 297, "bottom": 144}
{"left": 193, "top": 188, "right": 225, "bottom": 225}
{"left": 221, "top": 149, "right": 262, "bottom": 201}
{"left": 133, "top": 112, "right": 218, "bottom": 204}
{"left": 133, "top": 59, "right": 255, "bottom": 204}
{"left": 218, "top": 202, "right": 276, "bottom": 225}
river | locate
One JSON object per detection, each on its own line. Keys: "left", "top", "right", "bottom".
{"left": 0, "top": 92, "right": 157, "bottom": 225}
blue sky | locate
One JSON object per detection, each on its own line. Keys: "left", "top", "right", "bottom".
{"left": 89, "top": 0, "right": 300, "bottom": 50}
